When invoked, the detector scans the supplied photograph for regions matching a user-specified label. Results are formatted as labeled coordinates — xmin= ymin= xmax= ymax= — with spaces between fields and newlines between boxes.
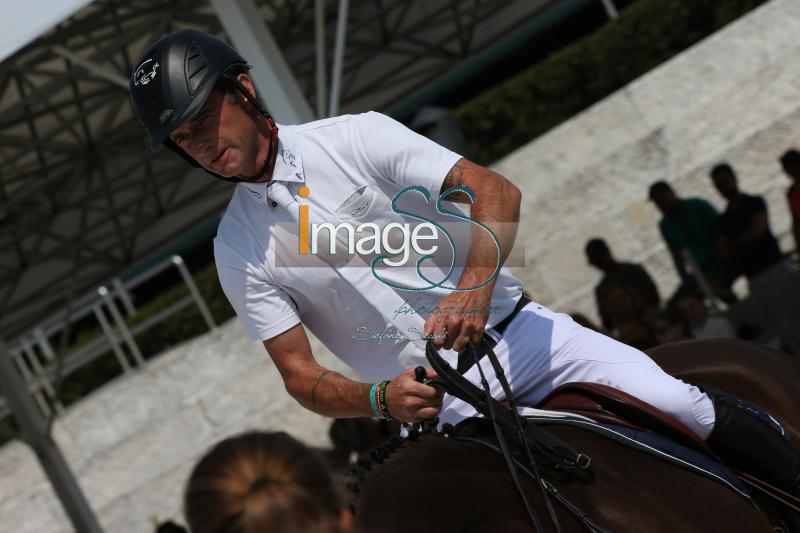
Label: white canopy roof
xmin=0 ymin=0 xmax=94 ymax=63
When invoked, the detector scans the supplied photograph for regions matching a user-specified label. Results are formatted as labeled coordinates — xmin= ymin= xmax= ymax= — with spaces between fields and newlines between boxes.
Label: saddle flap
xmin=539 ymin=382 xmax=713 ymax=456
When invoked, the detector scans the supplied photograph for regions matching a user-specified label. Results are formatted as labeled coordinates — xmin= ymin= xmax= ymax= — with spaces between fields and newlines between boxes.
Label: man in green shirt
xmin=649 ymin=181 xmax=737 ymax=302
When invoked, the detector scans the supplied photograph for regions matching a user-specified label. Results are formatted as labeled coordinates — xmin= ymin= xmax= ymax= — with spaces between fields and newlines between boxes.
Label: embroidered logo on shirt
xmin=281 ymin=148 xmax=296 ymax=168
xmin=350 ymin=200 xmax=369 ymax=217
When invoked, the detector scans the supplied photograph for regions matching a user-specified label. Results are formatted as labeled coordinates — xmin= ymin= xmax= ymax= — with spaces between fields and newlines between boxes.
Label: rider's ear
xmin=235 ymin=73 xmax=257 ymax=102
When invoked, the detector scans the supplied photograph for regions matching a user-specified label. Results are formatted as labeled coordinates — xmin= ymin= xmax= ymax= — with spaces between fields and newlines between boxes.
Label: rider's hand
xmin=423 ymin=288 xmax=492 ymax=352
xmin=384 ymin=366 xmax=444 ymax=423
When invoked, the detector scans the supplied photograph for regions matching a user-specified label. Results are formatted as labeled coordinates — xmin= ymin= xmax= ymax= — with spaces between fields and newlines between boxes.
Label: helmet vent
xmin=185 ymin=43 xmax=211 ymax=95
xmin=189 ymin=64 xmax=208 ymax=80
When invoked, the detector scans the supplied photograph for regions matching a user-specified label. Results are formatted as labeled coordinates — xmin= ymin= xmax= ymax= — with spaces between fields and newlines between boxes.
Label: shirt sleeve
xmin=659 ymin=219 xmax=684 ymax=252
xmin=699 ymin=199 xmax=719 ymax=222
xmin=214 ymin=241 xmax=301 ymax=342
xmin=352 ymin=111 xmax=463 ymax=196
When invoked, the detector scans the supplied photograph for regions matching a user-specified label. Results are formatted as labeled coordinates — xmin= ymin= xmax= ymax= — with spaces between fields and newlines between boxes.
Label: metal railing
xmin=0 ymin=255 xmax=216 ymax=421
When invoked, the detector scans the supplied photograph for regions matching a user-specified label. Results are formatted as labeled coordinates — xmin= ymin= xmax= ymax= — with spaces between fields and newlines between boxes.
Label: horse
xmin=647 ymin=338 xmax=800 ymax=442
xmin=349 ymin=339 xmax=800 ymax=532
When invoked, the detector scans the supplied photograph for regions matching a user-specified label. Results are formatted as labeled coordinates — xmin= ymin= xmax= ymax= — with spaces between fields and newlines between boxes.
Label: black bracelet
xmin=377 ymin=380 xmax=393 ymax=420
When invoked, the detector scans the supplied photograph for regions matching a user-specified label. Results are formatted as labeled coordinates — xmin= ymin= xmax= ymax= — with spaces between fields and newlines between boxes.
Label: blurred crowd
xmin=153 ymin=420 xmax=398 ymax=533
xmin=577 ymin=151 xmax=800 ymax=353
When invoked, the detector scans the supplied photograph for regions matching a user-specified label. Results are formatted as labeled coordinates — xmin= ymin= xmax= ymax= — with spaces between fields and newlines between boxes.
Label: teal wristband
xmin=369 ymin=382 xmax=381 ymax=418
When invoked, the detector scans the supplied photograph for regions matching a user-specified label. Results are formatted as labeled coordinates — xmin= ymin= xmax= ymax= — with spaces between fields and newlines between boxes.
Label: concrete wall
xmin=2 ymin=0 xmax=799 ymax=530
xmin=496 ymin=0 xmax=800 ymax=321
xmin=0 ymin=322 xmax=354 ymax=532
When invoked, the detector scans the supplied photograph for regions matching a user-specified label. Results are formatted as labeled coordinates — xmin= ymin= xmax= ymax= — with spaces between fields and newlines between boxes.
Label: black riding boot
xmin=706 ymin=391 xmax=800 ymax=497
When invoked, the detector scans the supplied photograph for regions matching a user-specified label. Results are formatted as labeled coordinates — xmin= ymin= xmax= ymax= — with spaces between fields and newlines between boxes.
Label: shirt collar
xmin=240 ymin=124 xmax=304 ymax=205
xmin=271 ymin=124 xmax=304 ymax=183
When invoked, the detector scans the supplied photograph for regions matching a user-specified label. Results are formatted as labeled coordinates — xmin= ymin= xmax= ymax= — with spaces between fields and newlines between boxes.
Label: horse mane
xmin=346 ymin=424 xmax=446 ymax=495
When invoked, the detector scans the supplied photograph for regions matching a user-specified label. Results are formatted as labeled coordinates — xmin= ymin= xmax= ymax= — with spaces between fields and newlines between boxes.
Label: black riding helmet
xmin=129 ymin=29 xmax=278 ymax=182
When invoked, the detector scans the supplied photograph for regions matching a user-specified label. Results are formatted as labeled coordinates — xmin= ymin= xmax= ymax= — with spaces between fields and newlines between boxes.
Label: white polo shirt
xmin=214 ymin=112 xmax=522 ymax=380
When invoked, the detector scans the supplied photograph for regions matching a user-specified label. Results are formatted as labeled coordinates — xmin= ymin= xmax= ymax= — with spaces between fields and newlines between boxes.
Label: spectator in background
xmin=184 ymin=431 xmax=351 ymax=533
xmin=602 ymin=284 xmax=656 ymax=349
xmin=710 ymin=163 xmax=794 ymax=293
xmin=154 ymin=521 xmax=187 ymax=533
xmin=648 ymin=181 xmax=737 ymax=302
xmin=585 ymin=238 xmax=660 ymax=332
xmin=652 ymin=308 xmax=691 ymax=345
xmin=673 ymin=288 xmax=736 ymax=340
xmin=779 ymin=149 xmax=800 ymax=254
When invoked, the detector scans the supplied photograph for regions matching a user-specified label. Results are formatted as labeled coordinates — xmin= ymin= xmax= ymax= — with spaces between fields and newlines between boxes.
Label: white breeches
xmin=438 ymin=300 xmax=716 ymax=440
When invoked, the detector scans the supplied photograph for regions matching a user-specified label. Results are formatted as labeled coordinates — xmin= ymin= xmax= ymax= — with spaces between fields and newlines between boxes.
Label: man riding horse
xmin=130 ymin=30 xmax=800 ymax=499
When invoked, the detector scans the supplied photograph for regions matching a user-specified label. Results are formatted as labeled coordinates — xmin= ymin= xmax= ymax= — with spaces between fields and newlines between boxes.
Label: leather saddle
xmin=536 ymin=382 xmax=713 ymax=457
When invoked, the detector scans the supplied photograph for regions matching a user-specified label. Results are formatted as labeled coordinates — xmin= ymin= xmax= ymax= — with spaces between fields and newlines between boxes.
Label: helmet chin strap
xmin=235 ymin=114 xmax=279 ymax=183
xmin=227 ymin=76 xmax=280 ymax=183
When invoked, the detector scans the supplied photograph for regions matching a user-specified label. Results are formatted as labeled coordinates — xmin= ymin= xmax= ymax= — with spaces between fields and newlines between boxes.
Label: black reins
xmin=425 ymin=338 xmax=596 ymax=533
xmin=466 ymin=339 xmax=557 ymax=532
xmin=425 ymin=338 xmax=591 ymax=471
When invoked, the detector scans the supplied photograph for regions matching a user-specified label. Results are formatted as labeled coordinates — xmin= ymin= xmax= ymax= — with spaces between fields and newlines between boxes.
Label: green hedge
xmin=456 ymin=0 xmax=769 ymax=164
xmin=128 ymin=261 xmax=235 ymax=356
xmin=52 ymin=261 xmax=235 ymax=406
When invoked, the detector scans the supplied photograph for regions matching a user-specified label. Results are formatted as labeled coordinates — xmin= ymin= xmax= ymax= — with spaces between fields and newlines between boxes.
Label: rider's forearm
xmin=283 ymin=362 xmax=374 ymax=418
xmin=458 ymin=174 xmax=521 ymax=292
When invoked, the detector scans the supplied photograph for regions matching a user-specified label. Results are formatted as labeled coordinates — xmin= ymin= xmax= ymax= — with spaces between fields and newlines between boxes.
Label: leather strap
xmin=426 ymin=339 xmax=590 ymax=472
xmin=456 ymin=294 xmax=531 ymax=374
xmin=427 ymin=338 xmax=593 ymax=532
